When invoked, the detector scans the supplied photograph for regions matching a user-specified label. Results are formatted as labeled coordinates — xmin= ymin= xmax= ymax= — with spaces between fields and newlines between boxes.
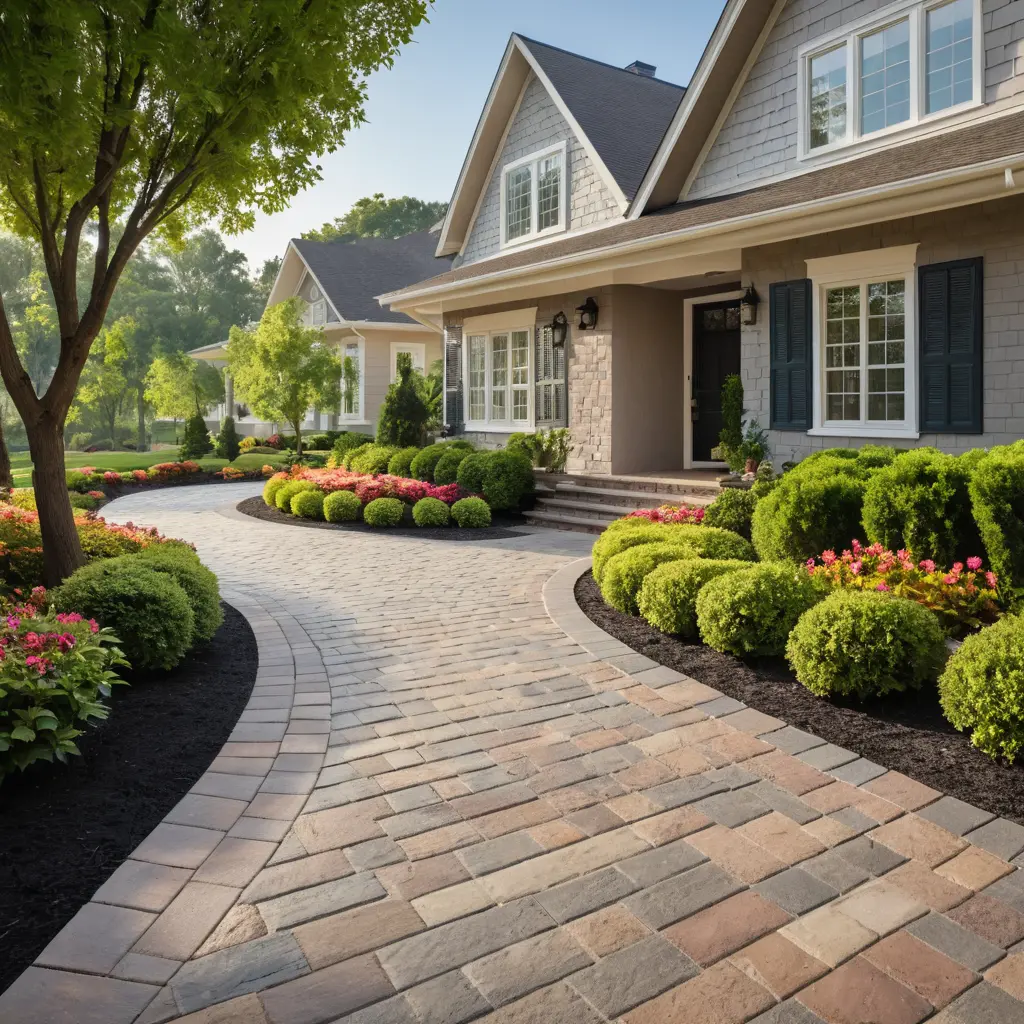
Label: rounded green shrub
xmin=54 ymin=557 xmax=195 ymax=671
xmin=263 ymin=475 xmax=289 ymax=506
xmin=387 ymin=447 xmax=420 ymax=477
xmin=341 ymin=442 xmax=374 ymax=470
xmin=329 ymin=432 xmax=374 ymax=468
xmin=600 ymin=543 xmax=697 ymax=615
xmin=291 ymin=488 xmax=326 ymax=520
xmin=324 ymin=490 xmax=362 ymax=523
xmin=136 ymin=546 xmax=223 ymax=644
xmin=363 ymin=497 xmax=405 ymax=527
xmin=66 ymin=470 xmax=90 ymax=492
xmin=862 ymin=448 xmax=979 ymax=565
xmin=855 ymin=444 xmax=899 ymax=469
xmin=451 ymin=496 xmax=491 ymax=528
xmin=703 ymin=489 xmax=758 ymax=540
xmin=481 ymin=450 xmax=534 ymax=510
xmin=940 ymin=615 xmax=1024 ymax=762
xmin=696 ymin=562 xmax=827 ymax=657
xmin=68 ymin=491 xmax=101 ymax=511
xmin=434 ymin=447 xmax=472 ymax=486
xmin=410 ymin=441 xmax=472 ymax=482
xmin=456 ymin=452 xmax=490 ymax=494
xmin=349 ymin=444 xmax=400 ymax=475
xmin=638 ymin=558 xmax=753 ymax=636
xmin=969 ymin=444 xmax=1024 ymax=594
xmin=787 ymin=590 xmax=946 ymax=700
xmin=412 ymin=497 xmax=451 ymax=527
xmin=275 ymin=479 xmax=318 ymax=511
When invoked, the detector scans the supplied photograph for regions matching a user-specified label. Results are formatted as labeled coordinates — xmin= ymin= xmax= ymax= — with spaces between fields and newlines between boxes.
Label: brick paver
xmin=3 ymin=481 xmax=1024 ymax=1023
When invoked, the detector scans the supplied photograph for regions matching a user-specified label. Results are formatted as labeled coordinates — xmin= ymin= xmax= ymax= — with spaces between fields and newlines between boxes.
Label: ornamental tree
xmin=227 ymin=298 xmax=341 ymax=456
xmin=0 ymin=0 xmax=429 ymax=584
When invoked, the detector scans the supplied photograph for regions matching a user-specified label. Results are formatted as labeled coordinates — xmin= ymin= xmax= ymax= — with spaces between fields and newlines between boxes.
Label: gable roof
xmin=288 ymin=232 xmax=450 ymax=325
xmin=435 ymin=33 xmax=685 ymax=257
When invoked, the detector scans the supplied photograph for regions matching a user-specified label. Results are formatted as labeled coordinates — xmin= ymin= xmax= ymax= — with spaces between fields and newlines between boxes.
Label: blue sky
xmin=231 ymin=0 xmax=726 ymax=269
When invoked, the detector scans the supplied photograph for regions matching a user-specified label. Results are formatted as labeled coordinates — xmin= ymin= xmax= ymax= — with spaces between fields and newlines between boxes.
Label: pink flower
xmin=57 ymin=633 xmax=76 ymax=653
xmin=897 ymin=549 xmax=910 ymax=562
xmin=852 ymin=539 xmax=862 ymax=555
xmin=88 ymin=619 xmax=99 ymax=633
xmin=875 ymin=582 xmax=890 ymax=591
xmin=918 ymin=559 xmax=936 ymax=573
xmin=850 ymin=561 xmax=862 ymax=576
xmin=967 ymin=557 xmax=983 ymax=571
xmin=821 ymin=550 xmax=837 ymax=566
xmin=805 ymin=558 xmax=816 ymax=570
xmin=25 ymin=655 xmax=49 ymax=674
xmin=986 ymin=572 xmax=998 ymax=589
xmin=951 ymin=562 xmax=964 ymax=575
xmin=22 ymin=632 xmax=44 ymax=652
xmin=6 ymin=615 xmax=20 ymax=630
xmin=943 ymin=574 xmax=957 ymax=585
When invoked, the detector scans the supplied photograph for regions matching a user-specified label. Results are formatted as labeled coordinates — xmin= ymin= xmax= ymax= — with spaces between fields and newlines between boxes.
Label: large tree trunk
xmin=29 ymin=418 xmax=85 ymax=586
xmin=0 ymin=420 xmax=12 ymax=490
xmin=293 ymin=420 xmax=303 ymax=458
xmin=136 ymin=385 xmax=147 ymax=451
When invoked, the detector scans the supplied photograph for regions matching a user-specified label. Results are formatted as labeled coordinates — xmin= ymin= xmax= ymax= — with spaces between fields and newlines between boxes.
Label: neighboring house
xmin=190 ymin=231 xmax=446 ymax=438
xmin=382 ymin=5 xmax=1024 ymax=478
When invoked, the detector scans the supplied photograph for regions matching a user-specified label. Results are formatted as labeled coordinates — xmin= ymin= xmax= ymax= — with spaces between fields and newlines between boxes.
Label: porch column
xmin=223 ymin=371 xmax=234 ymax=425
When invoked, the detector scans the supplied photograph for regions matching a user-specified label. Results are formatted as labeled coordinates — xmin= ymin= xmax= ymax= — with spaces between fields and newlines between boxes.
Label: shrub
xmin=457 ymin=452 xmax=490 ymax=494
xmin=239 ymin=435 xmax=261 ymax=452
xmin=855 ymin=444 xmax=898 ymax=469
xmin=411 ymin=441 xmax=471 ymax=482
xmin=638 ymin=559 xmax=753 ymax=637
xmin=434 ymin=446 xmax=472 ymax=486
xmin=66 ymin=470 xmax=91 ymax=492
xmin=215 ymin=416 xmax=241 ymax=461
xmin=179 ymin=412 xmax=213 ymax=460
xmin=451 ymin=496 xmax=491 ymax=528
xmin=54 ymin=557 xmax=196 ymax=671
xmin=341 ymin=442 xmax=373 ymax=470
xmin=940 ymin=615 xmax=1024 ymax=762
xmin=862 ymin=448 xmax=979 ymax=565
xmin=135 ymin=546 xmax=223 ymax=644
xmin=696 ymin=562 xmax=827 ymax=657
xmin=324 ymin=489 xmax=362 ymax=523
xmin=68 ymin=491 xmax=101 ymax=511
xmin=481 ymin=450 xmax=534 ymax=510
xmin=349 ymin=443 xmax=400 ymax=475
xmin=623 ymin=505 xmax=706 ymax=525
xmin=970 ymin=443 xmax=1024 ymax=596
xmin=413 ymin=497 xmax=451 ymax=527
xmin=328 ymin=432 xmax=374 ymax=469
xmin=388 ymin=447 xmax=420 ymax=478
xmin=600 ymin=543 xmax=697 ymax=615
xmin=275 ymin=479 xmax=318 ymax=511
xmin=364 ymin=497 xmax=405 ymax=527
xmin=291 ymin=488 xmax=326 ymax=520
xmin=377 ymin=351 xmax=430 ymax=447
xmin=10 ymin=488 xmax=37 ymax=511
xmin=263 ymin=474 xmax=290 ymax=507
xmin=703 ymin=488 xmax=757 ymax=540
xmin=305 ymin=433 xmax=332 ymax=451
xmin=506 ymin=432 xmax=542 ymax=464
xmin=718 ymin=373 xmax=745 ymax=471
xmin=67 ymin=432 xmax=93 ymax=451
xmin=787 ymin=590 xmax=946 ymax=700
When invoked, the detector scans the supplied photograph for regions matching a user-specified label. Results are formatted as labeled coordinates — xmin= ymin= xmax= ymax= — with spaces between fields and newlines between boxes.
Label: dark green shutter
xmin=918 ymin=257 xmax=983 ymax=433
xmin=769 ymin=279 xmax=813 ymax=430
xmin=444 ymin=325 xmax=463 ymax=430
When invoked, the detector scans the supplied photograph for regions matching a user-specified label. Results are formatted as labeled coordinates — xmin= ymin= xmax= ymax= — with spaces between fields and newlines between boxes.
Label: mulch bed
xmin=575 ymin=571 xmax=1024 ymax=825
xmin=237 ymin=494 xmax=529 ymax=541
xmin=0 ymin=603 xmax=258 ymax=994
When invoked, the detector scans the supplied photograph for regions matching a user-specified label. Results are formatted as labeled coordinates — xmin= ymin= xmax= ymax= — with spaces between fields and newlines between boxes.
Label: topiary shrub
xmin=275 ymin=479 xmax=318 ymax=511
xmin=349 ymin=444 xmax=400 ymax=475
xmin=600 ymin=543 xmax=697 ymax=615
xmin=341 ymin=442 xmax=374 ymax=471
xmin=329 ymin=432 xmax=374 ymax=469
xmin=263 ymin=475 xmax=289 ymax=507
xmin=703 ymin=488 xmax=758 ymax=540
xmin=291 ymin=488 xmax=326 ymax=520
xmin=376 ymin=351 xmax=430 ymax=447
xmin=638 ymin=558 xmax=753 ymax=637
xmin=324 ymin=489 xmax=362 ymax=523
xmin=787 ymin=590 xmax=946 ymax=700
xmin=53 ymin=557 xmax=195 ymax=671
xmin=481 ymin=450 xmax=534 ymax=510
xmin=940 ymin=615 xmax=1024 ymax=762
xmin=412 ymin=497 xmax=451 ymax=527
xmin=434 ymin=446 xmax=472 ymax=486
xmin=215 ymin=416 xmax=241 ymax=461
xmin=457 ymin=452 xmax=490 ymax=495
xmin=696 ymin=562 xmax=827 ymax=657
xmin=388 ymin=446 xmax=420 ymax=478
xmin=135 ymin=546 xmax=223 ymax=644
xmin=410 ymin=441 xmax=472 ymax=482
xmin=179 ymin=412 xmax=213 ymax=460
xmin=970 ymin=443 xmax=1024 ymax=596
xmin=363 ymin=497 xmax=404 ymax=527
xmin=862 ymin=448 xmax=979 ymax=565
xmin=451 ymin=496 xmax=491 ymax=528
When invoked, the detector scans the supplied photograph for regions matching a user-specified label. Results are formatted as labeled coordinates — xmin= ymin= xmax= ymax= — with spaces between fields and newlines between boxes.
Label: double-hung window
xmin=800 ymin=0 xmax=980 ymax=158
xmin=500 ymin=143 xmax=566 ymax=247
xmin=340 ymin=340 xmax=363 ymax=421
xmin=465 ymin=329 xmax=532 ymax=427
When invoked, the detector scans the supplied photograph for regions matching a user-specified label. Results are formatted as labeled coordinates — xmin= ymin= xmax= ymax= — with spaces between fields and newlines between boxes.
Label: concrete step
xmin=524 ymin=509 xmax=609 ymax=534
xmin=563 ymin=473 xmax=721 ymax=498
xmin=553 ymin=482 xmax=715 ymax=508
xmin=536 ymin=497 xmax=655 ymax=521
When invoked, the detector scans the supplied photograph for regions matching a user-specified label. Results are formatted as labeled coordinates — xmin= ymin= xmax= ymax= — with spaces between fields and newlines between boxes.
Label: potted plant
xmin=740 ymin=421 xmax=769 ymax=475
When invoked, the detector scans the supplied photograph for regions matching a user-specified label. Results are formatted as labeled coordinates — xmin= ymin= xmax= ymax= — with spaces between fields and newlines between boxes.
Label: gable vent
xmin=625 ymin=60 xmax=656 ymax=77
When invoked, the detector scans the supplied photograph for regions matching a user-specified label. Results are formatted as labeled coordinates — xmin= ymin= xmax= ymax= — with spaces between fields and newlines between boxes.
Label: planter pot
xmin=745 ymin=458 xmax=760 ymax=474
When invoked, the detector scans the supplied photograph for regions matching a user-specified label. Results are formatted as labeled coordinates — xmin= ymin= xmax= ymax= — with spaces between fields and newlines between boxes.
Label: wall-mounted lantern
xmin=575 ymin=296 xmax=599 ymax=330
xmin=740 ymin=285 xmax=760 ymax=326
xmin=550 ymin=311 xmax=568 ymax=347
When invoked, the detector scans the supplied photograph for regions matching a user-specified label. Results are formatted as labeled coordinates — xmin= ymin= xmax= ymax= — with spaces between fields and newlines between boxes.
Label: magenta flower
xmin=919 ymin=560 xmax=936 ymax=573
xmin=850 ymin=561 xmax=862 ymax=576
xmin=966 ymin=557 xmax=983 ymax=571
xmin=821 ymin=550 xmax=837 ymax=566
xmin=875 ymin=582 xmax=890 ymax=591
xmin=986 ymin=571 xmax=998 ymax=589
xmin=25 ymin=655 xmax=49 ymax=674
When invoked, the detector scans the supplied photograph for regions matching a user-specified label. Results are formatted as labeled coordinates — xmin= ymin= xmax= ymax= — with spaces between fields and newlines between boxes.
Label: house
xmin=382 ymin=4 xmax=1024 ymax=485
xmin=190 ymin=231 xmax=446 ymax=438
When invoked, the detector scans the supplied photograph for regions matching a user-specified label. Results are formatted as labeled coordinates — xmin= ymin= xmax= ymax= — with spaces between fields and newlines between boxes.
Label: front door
xmin=692 ymin=300 xmax=741 ymax=462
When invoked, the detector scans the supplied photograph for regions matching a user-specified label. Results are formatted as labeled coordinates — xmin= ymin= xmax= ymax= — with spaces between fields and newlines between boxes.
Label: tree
xmin=216 ymin=416 xmax=241 ymax=461
xmin=377 ymin=350 xmax=430 ymax=446
xmin=228 ymin=299 xmax=340 ymax=457
xmin=254 ymin=257 xmax=283 ymax=306
xmin=180 ymin=411 xmax=213 ymax=461
xmin=302 ymin=194 xmax=447 ymax=242
xmin=145 ymin=353 xmax=223 ymax=440
xmin=73 ymin=317 xmax=133 ymax=445
xmin=0 ymin=0 xmax=430 ymax=584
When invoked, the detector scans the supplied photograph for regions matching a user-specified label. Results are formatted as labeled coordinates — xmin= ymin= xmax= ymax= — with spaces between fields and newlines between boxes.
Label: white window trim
xmin=796 ymin=0 xmax=983 ymax=163
xmin=807 ymin=244 xmax=921 ymax=439
xmin=499 ymin=141 xmax=568 ymax=249
xmin=463 ymin=327 xmax=534 ymax=431
xmin=339 ymin=336 xmax=366 ymax=424
xmin=389 ymin=342 xmax=426 ymax=382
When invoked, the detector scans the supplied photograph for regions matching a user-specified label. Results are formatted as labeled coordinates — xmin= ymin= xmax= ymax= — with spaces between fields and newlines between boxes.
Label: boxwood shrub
xmin=412 ymin=497 xmax=451 ymax=527
xmin=600 ymin=542 xmax=697 ymax=615
xmin=410 ymin=441 xmax=473 ymax=482
xmin=329 ymin=432 xmax=374 ymax=468
xmin=363 ymin=497 xmax=405 ymax=527
xmin=349 ymin=444 xmax=400 ymax=475
xmin=703 ymin=488 xmax=757 ymax=540
xmin=135 ymin=546 xmax=223 ymax=644
xmin=456 ymin=452 xmax=490 ymax=494
xmin=787 ymin=590 xmax=946 ymax=700
xmin=275 ymin=479 xmax=318 ymax=511
xmin=451 ymin=496 xmax=491 ymax=528
xmin=434 ymin=447 xmax=472 ymax=485
xmin=263 ymin=475 xmax=289 ymax=507
xmin=940 ymin=615 xmax=1024 ymax=762
xmin=696 ymin=562 xmax=827 ymax=657
xmin=481 ymin=450 xmax=534 ymax=510
xmin=969 ymin=442 xmax=1024 ymax=594
xmin=291 ymin=489 xmax=326 ymax=520
xmin=324 ymin=490 xmax=362 ymax=523
xmin=341 ymin=442 xmax=374 ymax=470
xmin=638 ymin=558 xmax=752 ymax=637
xmin=388 ymin=446 xmax=420 ymax=478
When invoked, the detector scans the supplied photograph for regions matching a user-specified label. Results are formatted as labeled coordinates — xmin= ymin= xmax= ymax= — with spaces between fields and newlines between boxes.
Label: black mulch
xmin=575 ymin=570 xmax=1024 ymax=825
xmin=0 ymin=603 xmax=258 ymax=995
xmin=237 ymin=494 xmax=529 ymax=541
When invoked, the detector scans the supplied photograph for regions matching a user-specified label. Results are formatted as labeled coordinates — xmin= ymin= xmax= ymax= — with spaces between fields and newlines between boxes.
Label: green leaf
xmin=10 ymin=726 xmax=36 ymax=742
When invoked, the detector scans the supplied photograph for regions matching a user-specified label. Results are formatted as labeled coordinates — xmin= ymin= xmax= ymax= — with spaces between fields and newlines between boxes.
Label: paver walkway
xmin=4 ymin=482 xmax=1024 ymax=1024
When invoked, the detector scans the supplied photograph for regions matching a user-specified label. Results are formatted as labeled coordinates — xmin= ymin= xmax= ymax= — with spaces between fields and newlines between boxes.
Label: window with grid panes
xmin=467 ymin=335 xmax=486 ymax=421
xmin=501 ymin=144 xmax=565 ymax=246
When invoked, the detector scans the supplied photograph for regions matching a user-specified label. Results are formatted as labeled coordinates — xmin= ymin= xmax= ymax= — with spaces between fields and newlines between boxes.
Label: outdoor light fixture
xmin=576 ymin=296 xmax=599 ymax=330
xmin=550 ymin=311 xmax=568 ymax=347
xmin=740 ymin=285 xmax=760 ymax=326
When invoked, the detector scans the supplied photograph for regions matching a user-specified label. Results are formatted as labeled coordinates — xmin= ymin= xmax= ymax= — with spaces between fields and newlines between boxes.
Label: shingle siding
xmin=458 ymin=75 xmax=621 ymax=267
xmin=688 ymin=0 xmax=1024 ymax=201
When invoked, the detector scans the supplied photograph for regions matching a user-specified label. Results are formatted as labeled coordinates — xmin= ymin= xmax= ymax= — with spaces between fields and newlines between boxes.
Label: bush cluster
xmin=451 ymin=496 xmax=491 ymax=528
xmin=388 ymin=447 xmax=420 ymax=478
xmin=412 ymin=497 xmax=451 ymax=527
xmin=410 ymin=441 xmax=473 ymax=482
xmin=291 ymin=489 xmax=326 ymax=520
xmin=600 ymin=542 xmax=696 ymax=615
xmin=324 ymin=489 xmax=362 ymax=523
xmin=363 ymin=497 xmax=405 ymax=527
xmin=969 ymin=442 xmax=1024 ymax=595
xmin=348 ymin=444 xmax=401 ymax=475
xmin=638 ymin=558 xmax=752 ymax=637
xmin=328 ymin=432 xmax=374 ymax=468
xmin=275 ymin=479 xmax=319 ymax=511
xmin=703 ymin=488 xmax=757 ymax=540
xmin=433 ymin=446 xmax=471 ymax=485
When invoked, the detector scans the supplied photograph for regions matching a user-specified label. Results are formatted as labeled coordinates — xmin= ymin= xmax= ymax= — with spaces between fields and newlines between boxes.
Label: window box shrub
xmin=638 ymin=558 xmax=752 ymax=637
xmin=600 ymin=542 xmax=697 ymax=615
xmin=787 ymin=590 xmax=946 ymax=700
xmin=703 ymin=489 xmax=757 ymax=539
xmin=388 ymin=447 xmax=421 ymax=478
xmin=291 ymin=488 xmax=326 ymax=520
xmin=324 ymin=490 xmax=362 ymax=523
xmin=412 ymin=497 xmax=451 ymax=527
xmin=363 ymin=497 xmax=404 ymax=527
xmin=451 ymin=497 xmax=491 ymax=528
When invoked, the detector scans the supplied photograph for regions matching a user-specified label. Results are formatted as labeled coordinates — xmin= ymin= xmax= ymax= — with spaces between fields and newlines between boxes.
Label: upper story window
xmin=800 ymin=0 xmax=980 ymax=160
xmin=500 ymin=142 xmax=566 ymax=247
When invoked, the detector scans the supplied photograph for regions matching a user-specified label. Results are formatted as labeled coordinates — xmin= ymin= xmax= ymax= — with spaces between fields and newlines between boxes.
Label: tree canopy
xmin=145 ymin=353 xmax=223 ymax=423
xmin=302 ymin=194 xmax=447 ymax=242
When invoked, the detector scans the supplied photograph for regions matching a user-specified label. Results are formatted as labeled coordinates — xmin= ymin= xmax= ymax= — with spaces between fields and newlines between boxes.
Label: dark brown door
xmin=692 ymin=300 xmax=741 ymax=462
